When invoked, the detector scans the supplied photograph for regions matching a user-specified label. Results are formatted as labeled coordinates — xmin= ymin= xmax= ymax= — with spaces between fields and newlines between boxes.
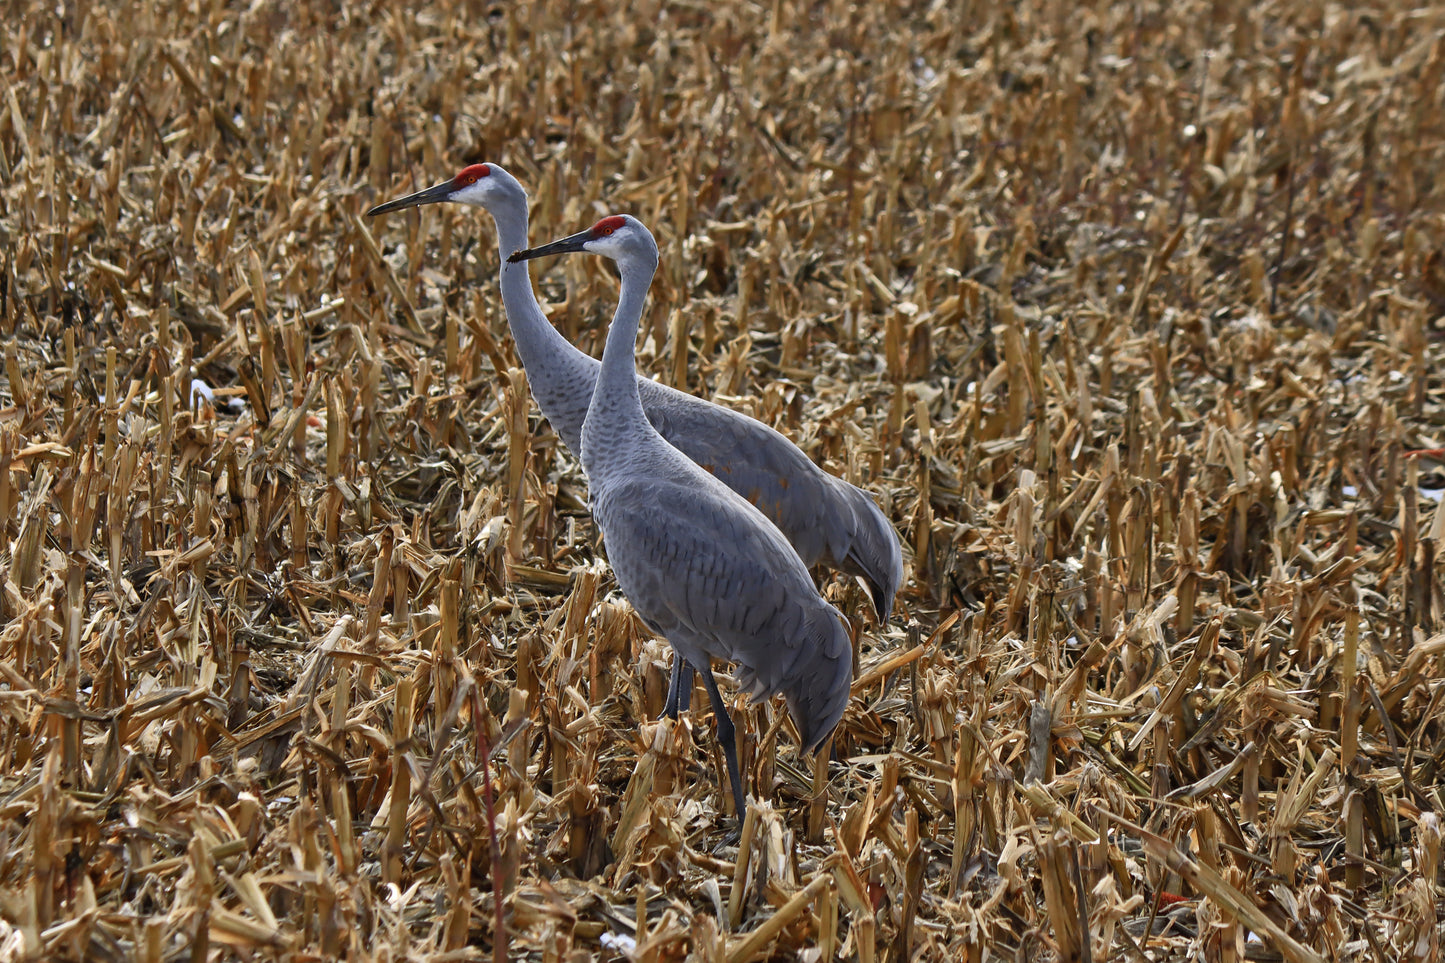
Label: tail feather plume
xmin=837 ymin=481 xmax=903 ymax=623
xmin=781 ymin=608 xmax=852 ymax=754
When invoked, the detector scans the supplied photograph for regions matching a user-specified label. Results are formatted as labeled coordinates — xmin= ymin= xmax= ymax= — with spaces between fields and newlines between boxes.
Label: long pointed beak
xmin=366 ymin=179 xmax=456 ymax=217
xmin=507 ymin=228 xmax=593 ymax=263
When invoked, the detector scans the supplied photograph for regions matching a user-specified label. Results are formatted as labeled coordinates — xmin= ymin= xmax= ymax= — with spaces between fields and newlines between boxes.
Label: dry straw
xmin=2 ymin=0 xmax=1445 ymax=959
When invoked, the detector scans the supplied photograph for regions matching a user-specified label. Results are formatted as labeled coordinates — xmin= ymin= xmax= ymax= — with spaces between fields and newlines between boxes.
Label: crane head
xmin=507 ymin=214 xmax=657 ymax=271
xmin=366 ymin=163 xmax=520 ymax=216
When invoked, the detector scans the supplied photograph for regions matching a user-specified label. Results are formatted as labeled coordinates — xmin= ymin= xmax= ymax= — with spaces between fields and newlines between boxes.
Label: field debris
xmin=2 ymin=0 xmax=1444 ymax=959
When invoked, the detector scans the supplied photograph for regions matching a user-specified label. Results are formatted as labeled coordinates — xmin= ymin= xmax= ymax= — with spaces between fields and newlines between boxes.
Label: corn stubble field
xmin=3 ymin=0 xmax=1445 ymax=959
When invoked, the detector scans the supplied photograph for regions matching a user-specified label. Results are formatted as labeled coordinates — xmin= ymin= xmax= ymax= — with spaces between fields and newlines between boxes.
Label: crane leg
xmin=662 ymin=658 xmax=695 ymax=719
xmin=697 ymin=664 xmax=746 ymax=821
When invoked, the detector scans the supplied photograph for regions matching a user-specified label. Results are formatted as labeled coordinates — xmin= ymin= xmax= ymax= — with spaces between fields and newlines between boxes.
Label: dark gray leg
xmin=662 ymin=658 xmax=695 ymax=720
xmin=697 ymin=663 xmax=746 ymax=820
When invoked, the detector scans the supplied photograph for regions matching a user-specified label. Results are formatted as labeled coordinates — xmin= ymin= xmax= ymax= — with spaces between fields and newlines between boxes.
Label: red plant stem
xmin=473 ymin=687 xmax=507 ymax=963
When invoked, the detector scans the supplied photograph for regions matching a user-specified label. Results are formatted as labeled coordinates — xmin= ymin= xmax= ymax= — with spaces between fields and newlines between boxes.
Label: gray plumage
xmin=365 ymin=163 xmax=903 ymax=626
xmin=510 ymin=214 xmax=852 ymax=814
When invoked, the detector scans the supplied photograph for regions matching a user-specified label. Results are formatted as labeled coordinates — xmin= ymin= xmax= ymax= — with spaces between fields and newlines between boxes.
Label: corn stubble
xmin=2 ymin=0 xmax=1444 ymax=959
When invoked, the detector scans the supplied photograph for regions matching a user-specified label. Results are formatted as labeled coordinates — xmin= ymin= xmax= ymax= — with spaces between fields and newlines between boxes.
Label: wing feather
xmin=639 ymin=380 xmax=902 ymax=618
xmin=597 ymin=477 xmax=805 ymax=662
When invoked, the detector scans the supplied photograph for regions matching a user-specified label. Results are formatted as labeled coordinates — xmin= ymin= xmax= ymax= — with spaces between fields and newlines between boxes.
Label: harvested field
xmin=3 ymin=0 xmax=1445 ymax=959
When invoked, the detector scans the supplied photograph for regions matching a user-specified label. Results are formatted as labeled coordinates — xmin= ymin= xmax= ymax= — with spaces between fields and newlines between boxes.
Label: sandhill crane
xmin=509 ymin=214 xmax=852 ymax=817
xmin=366 ymin=165 xmax=901 ymax=714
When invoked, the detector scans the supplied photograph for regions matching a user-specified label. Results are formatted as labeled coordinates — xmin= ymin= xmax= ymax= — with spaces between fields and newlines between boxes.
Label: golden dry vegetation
xmin=3 ymin=0 xmax=1445 ymax=959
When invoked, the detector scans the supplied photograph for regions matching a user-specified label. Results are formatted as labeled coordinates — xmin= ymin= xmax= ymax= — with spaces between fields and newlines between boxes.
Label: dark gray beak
xmin=507 ymin=228 xmax=593 ymax=263
xmin=366 ymin=179 xmax=456 ymax=217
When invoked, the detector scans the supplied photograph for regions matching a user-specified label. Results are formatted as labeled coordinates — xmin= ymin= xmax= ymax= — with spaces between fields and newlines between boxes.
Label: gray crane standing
xmin=366 ymin=166 xmax=902 ymax=718
xmin=509 ymin=214 xmax=852 ymax=816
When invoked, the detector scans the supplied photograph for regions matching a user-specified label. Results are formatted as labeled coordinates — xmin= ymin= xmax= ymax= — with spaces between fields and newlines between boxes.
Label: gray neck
xmin=584 ymin=258 xmax=658 ymax=468
xmin=490 ymin=201 xmax=595 ymax=452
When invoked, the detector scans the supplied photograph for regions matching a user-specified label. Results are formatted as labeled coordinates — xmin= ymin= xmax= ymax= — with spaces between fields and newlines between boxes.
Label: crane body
xmin=510 ymin=215 xmax=853 ymax=816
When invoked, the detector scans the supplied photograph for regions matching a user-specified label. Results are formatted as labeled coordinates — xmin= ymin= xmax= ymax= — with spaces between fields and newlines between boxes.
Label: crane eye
xmin=593 ymin=215 xmax=627 ymax=236
xmin=465 ymin=175 xmax=476 ymax=184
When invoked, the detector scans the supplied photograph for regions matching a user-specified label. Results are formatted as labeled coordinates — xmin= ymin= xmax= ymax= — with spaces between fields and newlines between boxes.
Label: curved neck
xmin=488 ymin=199 xmax=595 ymax=452
xmin=586 ymin=257 xmax=658 ymax=458
xmin=491 ymin=201 xmax=574 ymax=361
